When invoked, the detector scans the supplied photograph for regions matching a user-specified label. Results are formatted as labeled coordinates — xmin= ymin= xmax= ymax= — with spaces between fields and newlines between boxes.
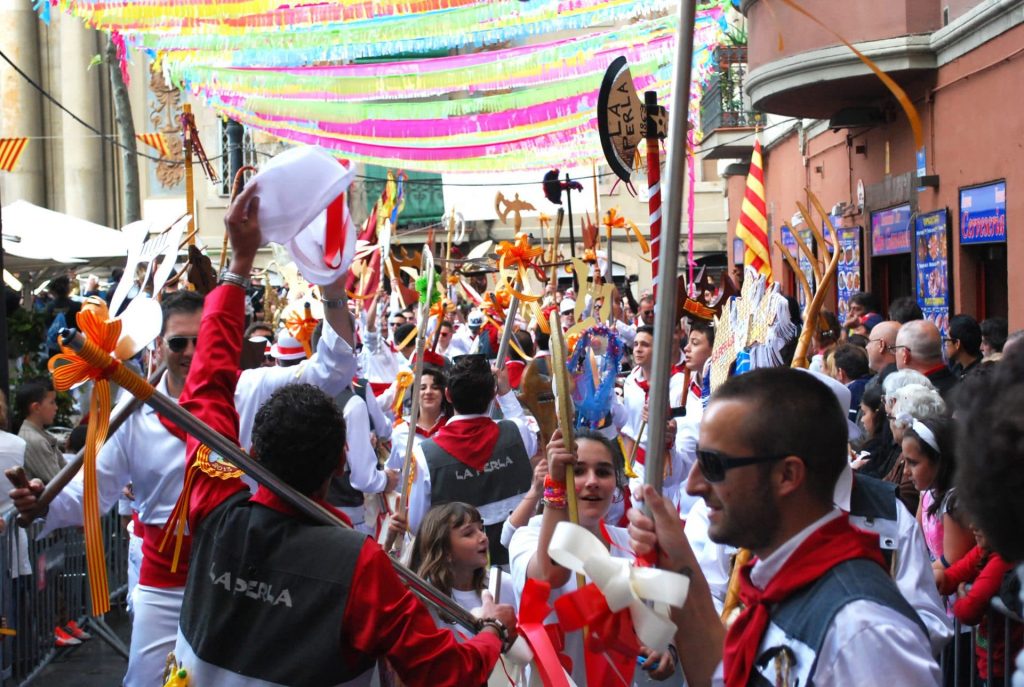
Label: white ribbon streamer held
xmin=548 ymin=521 xmax=689 ymax=652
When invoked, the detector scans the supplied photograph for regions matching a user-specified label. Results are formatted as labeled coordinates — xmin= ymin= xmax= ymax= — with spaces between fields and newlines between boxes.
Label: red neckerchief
xmin=723 ymin=513 xmax=885 ymax=686
xmin=922 ymin=363 xmax=949 ymax=378
xmin=690 ymin=378 xmax=702 ymax=399
xmin=249 ymin=485 xmax=353 ymax=528
xmin=635 ymin=376 xmax=650 ymax=398
xmin=414 ymin=415 xmax=448 ymax=438
xmin=431 ymin=417 xmax=500 ymax=470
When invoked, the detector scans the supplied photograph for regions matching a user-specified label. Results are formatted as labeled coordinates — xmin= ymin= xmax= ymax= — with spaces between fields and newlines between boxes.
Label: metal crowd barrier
xmin=941 ymin=600 xmax=1023 ymax=686
xmin=0 ymin=507 xmax=131 ymax=686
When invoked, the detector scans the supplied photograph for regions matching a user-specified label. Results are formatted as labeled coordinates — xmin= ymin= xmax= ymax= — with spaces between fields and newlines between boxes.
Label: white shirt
xmin=43 ymin=323 xmax=356 ymax=534
xmin=707 ymin=509 xmax=941 ymax=686
xmin=0 ymin=431 xmax=27 ymax=516
xmin=405 ymin=392 xmax=537 ymax=535
xmin=359 ymin=329 xmax=402 ymax=387
xmin=339 ymin=392 xmax=384 ymax=494
xmin=509 ymin=516 xmax=634 ymax=687
xmin=446 ymin=324 xmax=477 ymax=358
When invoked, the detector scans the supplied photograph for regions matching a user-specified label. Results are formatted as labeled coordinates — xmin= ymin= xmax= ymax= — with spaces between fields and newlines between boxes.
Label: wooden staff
xmin=44 ymin=328 xmax=481 ymax=632
xmin=183 ymin=104 xmax=196 ymax=246
xmin=6 ymin=367 xmax=165 ymax=527
xmin=547 ymin=311 xmax=584 ymax=591
xmin=219 ymin=166 xmax=257 ymax=273
xmin=384 ymin=249 xmax=436 ymax=555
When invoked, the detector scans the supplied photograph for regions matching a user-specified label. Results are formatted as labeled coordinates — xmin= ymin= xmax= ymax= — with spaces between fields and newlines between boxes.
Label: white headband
xmin=911 ymin=419 xmax=940 ymax=454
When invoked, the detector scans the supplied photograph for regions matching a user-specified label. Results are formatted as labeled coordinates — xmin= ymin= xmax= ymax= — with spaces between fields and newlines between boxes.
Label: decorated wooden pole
xmin=182 ymin=104 xmax=196 ymax=245
xmin=547 ymin=311 xmax=585 ymax=591
xmin=386 ymin=248 xmax=436 ymax=556
xmin=50 ymin=326 xmax=481 ymax=632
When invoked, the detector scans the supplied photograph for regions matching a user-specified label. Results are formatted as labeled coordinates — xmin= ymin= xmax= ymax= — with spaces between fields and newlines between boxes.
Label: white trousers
xmin=125 ymin=530 xmax=143 ymax=617
xmin=124 ymin=585 xmax=184 ymax=687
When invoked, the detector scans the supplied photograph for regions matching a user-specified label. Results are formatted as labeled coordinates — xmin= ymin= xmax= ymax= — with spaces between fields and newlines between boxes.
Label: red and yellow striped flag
xmin=734 ymin=138 xmax=772 ymax=281
xmin=0 ymin=138 xmax=29 ymax=172
xmin=136 ymin=132 xmax=170 ymax=158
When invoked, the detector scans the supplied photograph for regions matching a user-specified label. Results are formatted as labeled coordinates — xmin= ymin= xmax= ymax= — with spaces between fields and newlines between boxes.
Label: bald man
xmin=866 ymin=320 xmax=900 ymax=379
xmin=893 ymin=319 xmax=957 ymax=398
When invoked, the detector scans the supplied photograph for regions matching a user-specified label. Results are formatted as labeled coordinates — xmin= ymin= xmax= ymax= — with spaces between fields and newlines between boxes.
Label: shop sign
xmin=959 ymin=181 xmax=1006 ymax=244
xmin=914 ymin=210 xmax=951 ymax=336
xmin=871 ymin=204 xmax=912 ymax=256
xmin=836 ymin=226 xmax=863 ymax=324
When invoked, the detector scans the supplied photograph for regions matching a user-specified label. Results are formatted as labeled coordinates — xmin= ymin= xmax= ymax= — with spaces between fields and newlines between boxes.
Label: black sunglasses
xmin=696 ymin=448 xmax=787 ymax=483
xmin=165 ymin=335 xmax=198 ymax=353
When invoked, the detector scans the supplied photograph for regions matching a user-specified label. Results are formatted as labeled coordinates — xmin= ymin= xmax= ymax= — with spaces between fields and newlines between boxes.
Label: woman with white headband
xmin=901 ymin=414 xmax=974 ymax=685
xmin=901 ymin=414 xmax=974 ymax=568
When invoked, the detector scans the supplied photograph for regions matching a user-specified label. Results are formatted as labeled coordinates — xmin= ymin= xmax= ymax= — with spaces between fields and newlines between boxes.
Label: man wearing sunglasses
xmin=628 ymin=368 xmax=939 ymax=686
xmin=11 ymin=190 xmax=360 ymax=687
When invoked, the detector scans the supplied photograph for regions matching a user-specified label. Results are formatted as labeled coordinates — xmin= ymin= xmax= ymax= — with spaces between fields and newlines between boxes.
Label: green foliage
xmin=7 ymin=308 xmax=76 ymax=428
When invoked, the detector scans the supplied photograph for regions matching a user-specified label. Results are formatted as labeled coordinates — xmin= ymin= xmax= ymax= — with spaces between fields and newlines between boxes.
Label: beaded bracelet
xmin=543 ymin=474 xmax=566 ymax=490
xmin=543 ymin=484 xmax=567 ymax=510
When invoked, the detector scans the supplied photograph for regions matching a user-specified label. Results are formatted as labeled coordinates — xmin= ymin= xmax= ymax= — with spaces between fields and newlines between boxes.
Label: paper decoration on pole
xmin=734 ymin=138 xmax=772 ymax=281
xmin=136 ymin=132 xmax=170 ymax=158
xmin=0 ymin=138 xmax=29 ymax=173
xmin=495 ymin=192 xmax=536 ymax=231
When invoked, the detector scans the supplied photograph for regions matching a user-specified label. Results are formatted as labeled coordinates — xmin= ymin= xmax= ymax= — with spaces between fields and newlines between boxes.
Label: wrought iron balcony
xmin=700 ymin=45 xmax=763 ymax=137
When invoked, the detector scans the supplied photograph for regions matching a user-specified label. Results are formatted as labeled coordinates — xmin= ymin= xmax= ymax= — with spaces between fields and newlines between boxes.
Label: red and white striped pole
xmin=645 ymin=91 xmax=662 ymax=298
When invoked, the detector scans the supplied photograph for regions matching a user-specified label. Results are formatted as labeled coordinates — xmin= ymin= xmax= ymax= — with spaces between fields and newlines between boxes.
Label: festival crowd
xmin=3 ymin=178 xmax=1022 ymax=687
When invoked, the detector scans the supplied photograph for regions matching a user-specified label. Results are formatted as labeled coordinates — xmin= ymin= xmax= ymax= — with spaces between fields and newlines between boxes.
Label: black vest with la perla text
xmin=179 ymin=491 xmax=374 ymax=686
xmin=747 ymin=557 xmax=927 ymax=686
xmin=421 ymin=420 xmax=531 ymax=566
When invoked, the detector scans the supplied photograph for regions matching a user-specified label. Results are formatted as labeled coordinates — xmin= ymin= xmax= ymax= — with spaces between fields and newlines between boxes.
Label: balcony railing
xmin=700 ymin=45 xmax=762 ymax=136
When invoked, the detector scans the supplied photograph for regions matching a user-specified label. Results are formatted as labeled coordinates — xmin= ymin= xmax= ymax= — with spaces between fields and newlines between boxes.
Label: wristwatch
xmin=479 ymin=617 xmax=513 ymax=652
xmin=318 ymin=294 xmax=347 ymax=309
xmin=218 ymin=269 xmax=251 ymax=290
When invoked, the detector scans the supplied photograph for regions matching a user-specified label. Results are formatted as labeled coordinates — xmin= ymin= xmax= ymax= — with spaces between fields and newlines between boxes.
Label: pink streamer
xmin=687 ymin=129 xmax=696 ymax=295
xmin=242 ymin=118 xmax=596 ymax=161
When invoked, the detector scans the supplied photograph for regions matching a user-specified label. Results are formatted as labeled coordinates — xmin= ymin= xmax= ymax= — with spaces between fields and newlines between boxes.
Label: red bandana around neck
xmin=415 ymin=415 xmax=448 ymax=438
xmin=635 ymin=377 xmax=650 ymax=397
xmin=722 ymin=513 xmax=885 ymax=687
xmin=431 ymin=417 xmax=500 ymax=470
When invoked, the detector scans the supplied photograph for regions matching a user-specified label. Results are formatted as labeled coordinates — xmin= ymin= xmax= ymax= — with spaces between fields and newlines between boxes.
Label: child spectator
xmin=935 ymin=525 xmax=1022 ymax=685
xmin=14 ymin=379 xmax=66 ymax=484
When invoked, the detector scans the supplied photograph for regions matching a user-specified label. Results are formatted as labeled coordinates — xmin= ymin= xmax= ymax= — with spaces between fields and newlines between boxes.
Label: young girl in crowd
xmin=411 ymin=502 xmax=490 ymax=619
xmin=902 ymin=414 xmax=975 ymax=686
xmin=901 ymin=415 xmax=973 ymax=568
xmin=934 ymin=524 xmax=1022 ymax=686
xmin=509 ymin=429 xmax=676 ymax=684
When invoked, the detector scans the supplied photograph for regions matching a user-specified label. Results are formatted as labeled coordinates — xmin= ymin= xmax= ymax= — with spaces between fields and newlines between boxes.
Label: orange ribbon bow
xmin=48 ymin=299 xmax=156 ymax=616
xmin=603 ymin=208 xmax=649 ymax=254
xmin=285 ymin=303 xmax=319 ymax=358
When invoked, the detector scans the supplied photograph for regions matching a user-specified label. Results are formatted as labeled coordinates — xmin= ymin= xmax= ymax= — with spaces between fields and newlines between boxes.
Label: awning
xmin=1 ymin=201 xmax=129 ymax=272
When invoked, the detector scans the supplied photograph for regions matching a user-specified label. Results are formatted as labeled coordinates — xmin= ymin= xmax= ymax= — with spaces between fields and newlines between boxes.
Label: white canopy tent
xmin=1 ymin=200 xmax=129 ymax=273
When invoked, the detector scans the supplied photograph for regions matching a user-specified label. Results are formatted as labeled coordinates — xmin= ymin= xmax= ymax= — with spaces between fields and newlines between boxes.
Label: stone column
xmin=58 ymin=13 xmax=106 ymax=223
xmin=0 ymin=0 xmax=46 ymax=205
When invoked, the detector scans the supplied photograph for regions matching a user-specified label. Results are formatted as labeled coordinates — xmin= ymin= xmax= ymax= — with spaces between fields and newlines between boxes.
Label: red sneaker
xmin=64 ymin=620 xmax=92 ymax=641
xmin=54 ymin=627 xmax=82 ymax=647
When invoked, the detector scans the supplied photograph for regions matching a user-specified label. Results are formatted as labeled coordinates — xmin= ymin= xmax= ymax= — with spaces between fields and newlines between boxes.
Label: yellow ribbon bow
xmin=392 ymin=370 xmax=415 ymax=418
xmin=48 ymin=298 xmax=156 ymax=616
xmin=603 ymin=208 xmax=649 ymax=254
xmin=285 ymin=303 xmax=319 ymax=358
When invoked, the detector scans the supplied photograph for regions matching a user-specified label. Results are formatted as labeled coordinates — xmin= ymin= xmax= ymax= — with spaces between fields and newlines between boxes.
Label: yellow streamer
xmin=771 ymin=0 xmax=923 ymax=150
xmin=392 ymin=370 xmax=415 ymax=417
